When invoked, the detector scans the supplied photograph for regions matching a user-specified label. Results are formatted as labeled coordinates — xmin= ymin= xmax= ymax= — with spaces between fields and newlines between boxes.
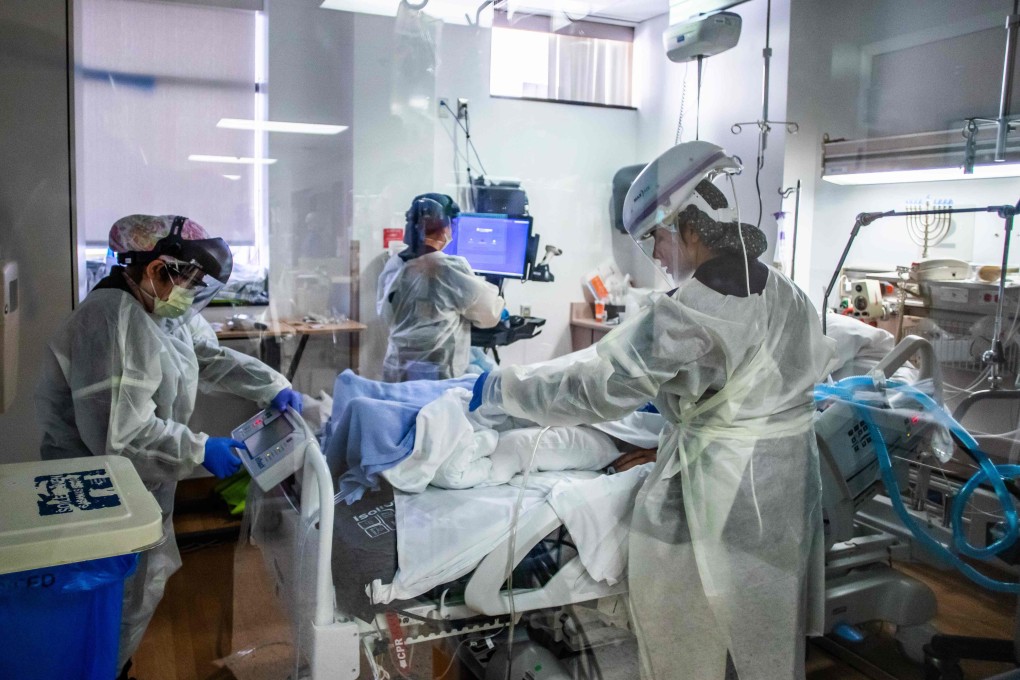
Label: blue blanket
xmin=323 ymin=370 xmax=477 ymax=504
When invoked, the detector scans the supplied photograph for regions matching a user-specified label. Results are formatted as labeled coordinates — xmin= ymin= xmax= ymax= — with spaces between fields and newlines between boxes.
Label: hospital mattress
xmin=330 ymin=482 xmax=398 ymax=620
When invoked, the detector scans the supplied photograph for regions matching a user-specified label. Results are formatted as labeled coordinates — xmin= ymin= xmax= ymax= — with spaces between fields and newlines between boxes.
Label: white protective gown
xmin=486 ymin=265 xmax=837 ymax=680
xmin=35 ymin=284 xmax=289 ymax=666
xmin=382 ymin=251 xmax=504 ymax=382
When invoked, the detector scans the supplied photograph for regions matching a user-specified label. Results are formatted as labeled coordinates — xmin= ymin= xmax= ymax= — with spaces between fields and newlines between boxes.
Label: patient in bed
xmin=323 ymin=315 xmax=919 ymax=618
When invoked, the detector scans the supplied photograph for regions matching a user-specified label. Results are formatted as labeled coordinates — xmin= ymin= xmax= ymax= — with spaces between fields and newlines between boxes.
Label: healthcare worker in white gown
xmin=35 ymin=215 xmax=302 ymax=677
xmin=471 ymin=142 xmax=838 ymax=680
xmin=379 ymin=193 xmax=505 ymax=382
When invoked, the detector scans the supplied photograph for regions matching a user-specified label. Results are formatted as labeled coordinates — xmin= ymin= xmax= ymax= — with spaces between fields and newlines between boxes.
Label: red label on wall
xmin=383 ymin=228 xmax=404 ymax=249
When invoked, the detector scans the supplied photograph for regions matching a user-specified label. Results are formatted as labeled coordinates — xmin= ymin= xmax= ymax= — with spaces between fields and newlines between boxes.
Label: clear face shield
xmin=623 ymin=142 xmax=745 ymax=289
xmin=119 ymin=225 xmax=234 ymax=322
xmin=404 ymin=196 xmax=453 ymax=256
xmin=159 ymin=257 xmax=228 ymax=317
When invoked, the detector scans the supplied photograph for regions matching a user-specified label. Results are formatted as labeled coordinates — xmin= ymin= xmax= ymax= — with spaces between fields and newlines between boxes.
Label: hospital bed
xmin=236 ymin=335 xmax=994 ymax=680
xmin=244 ymin=453 xmax=631 ymax=680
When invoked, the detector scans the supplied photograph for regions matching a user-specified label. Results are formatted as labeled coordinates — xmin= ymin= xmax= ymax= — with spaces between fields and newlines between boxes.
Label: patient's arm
xmin=610 ymin=448 xmax=657 ymax=472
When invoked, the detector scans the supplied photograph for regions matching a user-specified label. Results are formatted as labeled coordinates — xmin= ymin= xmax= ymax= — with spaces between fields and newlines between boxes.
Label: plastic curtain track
xmin=814 ymin=377 xmax=1020 ymax=593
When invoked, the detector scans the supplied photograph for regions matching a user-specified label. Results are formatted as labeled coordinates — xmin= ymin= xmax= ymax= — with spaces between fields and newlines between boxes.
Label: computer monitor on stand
xmin=446 ymin=213 xmax=535 ymax=291
xmin=447 ymin=213 xmax=546 ymax=359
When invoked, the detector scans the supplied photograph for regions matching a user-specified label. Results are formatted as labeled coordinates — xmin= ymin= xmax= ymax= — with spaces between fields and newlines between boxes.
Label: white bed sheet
xmin=371 ymin=468 xmax=649 ymax=604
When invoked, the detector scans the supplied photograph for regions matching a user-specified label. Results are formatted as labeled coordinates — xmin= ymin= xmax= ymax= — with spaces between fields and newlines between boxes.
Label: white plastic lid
xmin=0 ymin=455 xmax=164 ymax=575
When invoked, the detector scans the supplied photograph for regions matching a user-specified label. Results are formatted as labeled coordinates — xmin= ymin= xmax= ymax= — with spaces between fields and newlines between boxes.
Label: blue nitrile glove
xmin=203 ymin=438 xmax=244 ymax=479
xmin=500 ymin=308 xmax=510 ymax=321
xmin=270 ymin=387 xmax=303 ymax=414
xmin=469 ymin=371 xmax=490 ymax=412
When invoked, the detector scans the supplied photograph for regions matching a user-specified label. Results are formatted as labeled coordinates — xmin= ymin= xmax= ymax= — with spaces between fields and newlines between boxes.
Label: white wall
xmin=633 ymin=0 xmax=791 ymax=273
xmin=431 ymin=22 xmax=640 ymax=365
xmin=0 ymin=0 xmax=75 ymax=462
xmin=784 ymin=0 xmax=1018 ymax=306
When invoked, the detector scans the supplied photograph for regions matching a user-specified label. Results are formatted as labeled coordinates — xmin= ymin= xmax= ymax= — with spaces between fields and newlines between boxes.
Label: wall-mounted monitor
xmin=447 ymin=213 xmax=533 ymax=280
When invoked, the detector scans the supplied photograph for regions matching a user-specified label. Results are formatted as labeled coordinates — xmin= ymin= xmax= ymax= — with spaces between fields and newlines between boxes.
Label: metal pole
xmin=758 ymin=0 xmax=771 ymax=127
xmin=696 ymin=55 xmax=704 ymax=141
xmin=996 ymin=1 xmax=1020 ymax=161
xmin=790 ymin=179 xmax=801 ymax=280
xmin=984 ymin=211 xmax=1015 ymax=386
xmin=823 ymin=214 xmax=870 ymax=335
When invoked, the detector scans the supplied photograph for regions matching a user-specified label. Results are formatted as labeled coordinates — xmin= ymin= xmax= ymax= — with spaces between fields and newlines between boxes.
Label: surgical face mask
xmin=424 ymin=227 xmax=452 ymax=251
xmin=147 ymin=265 xmax=198 ymax=318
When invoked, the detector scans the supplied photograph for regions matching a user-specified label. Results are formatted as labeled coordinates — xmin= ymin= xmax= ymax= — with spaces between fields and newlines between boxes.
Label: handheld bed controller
xmin=232 ymin=407 xmax=308 ymax=491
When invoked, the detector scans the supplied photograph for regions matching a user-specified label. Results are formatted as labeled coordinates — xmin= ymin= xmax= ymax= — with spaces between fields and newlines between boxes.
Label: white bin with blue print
xmin=0 ymin=456 xmax=163 ymax=680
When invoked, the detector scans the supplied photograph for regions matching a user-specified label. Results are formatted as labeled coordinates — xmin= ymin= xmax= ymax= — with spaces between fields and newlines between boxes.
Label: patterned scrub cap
xmin=674 ymin=204 xmax=768 ymax=259
xmin=108 ymin=214 xmax=210 ymax=254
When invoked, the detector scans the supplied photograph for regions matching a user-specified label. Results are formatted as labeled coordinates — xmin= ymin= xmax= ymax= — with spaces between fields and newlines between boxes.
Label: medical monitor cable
xmin=727 ymin=173 xmax=752 ymax=299
xmin=502 ymin=426 xmax=551 ymax=680
xmin=675 ymin=61 xmax=690 ymax=145
xmin=726 ymin=172 xmax=763 ymax=537
xmin=441 ymin=114 xmax=471 ymax=204
xmin=441 ymin=100 xmax=489 ymax=177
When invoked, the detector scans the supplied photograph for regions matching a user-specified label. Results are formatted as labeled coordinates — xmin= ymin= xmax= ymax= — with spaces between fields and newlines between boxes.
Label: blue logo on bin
xmin=35 ymin=469 xmax=121 ymax=516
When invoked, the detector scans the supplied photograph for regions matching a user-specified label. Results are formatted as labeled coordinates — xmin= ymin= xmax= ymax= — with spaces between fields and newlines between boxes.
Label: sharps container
xmin=0 ymin=455 xmax=163 ymax=680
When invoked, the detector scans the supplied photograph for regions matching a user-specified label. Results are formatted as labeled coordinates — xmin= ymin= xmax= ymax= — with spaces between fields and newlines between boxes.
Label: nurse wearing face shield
xmin=471 ymin=142 xmax=838 ymax=680
xmin=379 ymin=193 xmax=506 ymax=382
xmin=35 ymin=214 xmax=300 ymax=676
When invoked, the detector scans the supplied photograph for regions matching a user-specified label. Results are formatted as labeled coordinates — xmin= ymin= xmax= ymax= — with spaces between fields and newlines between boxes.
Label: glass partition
xmin=69 ymin=1 xmax=1020 ymax=679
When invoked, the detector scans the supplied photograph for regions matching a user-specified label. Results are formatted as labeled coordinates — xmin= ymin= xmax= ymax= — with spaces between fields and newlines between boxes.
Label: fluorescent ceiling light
xmin=822 ymin=164 xmax=1020 ymax=186
xmin=189 ymin=154 xmax=277 ymax=165
xmin=217 ymin=118 xmax=348 ymax=135
xmin=223 ymin=174 xmax=241 ymax=180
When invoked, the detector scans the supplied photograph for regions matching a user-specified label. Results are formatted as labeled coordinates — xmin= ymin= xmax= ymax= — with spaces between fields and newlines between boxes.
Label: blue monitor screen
xmin=447 ymin=213 xmax=532 ymax=279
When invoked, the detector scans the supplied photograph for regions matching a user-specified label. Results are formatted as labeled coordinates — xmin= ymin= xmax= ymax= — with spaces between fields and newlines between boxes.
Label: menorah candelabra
xmin=906 ymin=197 xmax=953 ymax=258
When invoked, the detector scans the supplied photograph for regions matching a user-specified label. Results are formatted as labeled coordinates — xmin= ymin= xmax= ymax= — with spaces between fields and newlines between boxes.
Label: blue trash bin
xmin=0 ymin=553 xmax=139 ymax=680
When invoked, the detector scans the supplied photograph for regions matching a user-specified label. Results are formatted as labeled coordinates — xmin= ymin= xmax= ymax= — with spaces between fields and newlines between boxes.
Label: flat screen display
xmin=447 ymin=213 xmax=531 ymax=279
xmin=243 ymin=414 xmax=295 ymax=457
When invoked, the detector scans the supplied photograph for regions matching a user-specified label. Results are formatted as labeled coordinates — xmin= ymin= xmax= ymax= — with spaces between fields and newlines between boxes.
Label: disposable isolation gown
xmin=382 ymin=252 xmax=504 ymax=382
xmin=35 ymin=278 xmax=289 ymax=666
xmin=485 ymin=262 xmax=837 ymax=680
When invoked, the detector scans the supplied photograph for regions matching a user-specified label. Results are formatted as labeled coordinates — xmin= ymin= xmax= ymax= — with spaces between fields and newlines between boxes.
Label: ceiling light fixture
xmin=822 ymin=128 xmax=1020 ymax=186
xmin=189 ymin=154 xmax=277 ymax=165
xmin=217 ymin=118 xmax=348 ymax=135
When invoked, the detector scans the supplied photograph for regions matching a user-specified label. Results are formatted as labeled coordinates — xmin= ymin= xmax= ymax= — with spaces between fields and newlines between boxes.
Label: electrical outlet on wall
xmin=520 ymin=305 xmax=531 ymax=317
xmin=438 ymin=98 xmax=450 ymax=118
xmin=457 ymin=98 xmax=468 ymax=120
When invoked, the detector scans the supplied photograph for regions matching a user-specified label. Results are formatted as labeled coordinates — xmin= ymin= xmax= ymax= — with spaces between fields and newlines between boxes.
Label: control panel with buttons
xmin=232 ymin=407 xmax=308 ymax=491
